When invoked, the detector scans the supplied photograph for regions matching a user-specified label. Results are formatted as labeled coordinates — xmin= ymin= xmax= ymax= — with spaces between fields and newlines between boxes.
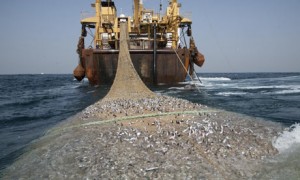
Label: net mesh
xmin=102 ymin=22 xmax=156 ymax=101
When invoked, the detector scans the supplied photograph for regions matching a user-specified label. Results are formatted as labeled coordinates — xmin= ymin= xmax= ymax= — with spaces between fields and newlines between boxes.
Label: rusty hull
xmin=81 ymin=48 xmax=189 ymax=85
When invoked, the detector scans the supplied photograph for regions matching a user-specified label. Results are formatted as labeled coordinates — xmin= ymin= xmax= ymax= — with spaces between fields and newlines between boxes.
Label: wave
xmin=0 ymin=95 xmax=54 ymax=108
xmin=273 ymin=75 xmax=300 ymax=81
xmin=233 ymin=84 xmax=300 ymax=95
xmin=199 ymin=77 xmax=231 ymax=81
xmin=257 ymin=124 xmax=300 ymax=179
xmin=215 ymin=92 xmax=248 ymax=96
xmin=83 ymin=78 xmax=89 ymax=82
xmin=237 ymin=85 xmax=294 ymax=90
xmin=237 ymin=74 xmax=300 ymax=82
xmin=263 ymin=89 xmax=300 ymax=95
xmin=177 ymin=81 xmax=191 ymax=85
xmin=1 ymin=114 xmax=51 ymax=128
xmin=273 ymin=124 xmax=300 ymax=153
xmin=274 ymin=89 xmax=300 ymax=95
xmin=168 ymin=87 xmax=185 ymax=90
xmin=73 ymin=77 xmax=89 ymax=82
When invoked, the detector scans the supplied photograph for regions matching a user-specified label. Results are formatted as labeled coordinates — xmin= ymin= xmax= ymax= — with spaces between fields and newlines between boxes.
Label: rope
xmin=172 ymin=48 xmax=203 ymax=93
xmin=87 ymin=27 xmax=95 ymax=48
xmin=177 ymin=27 xmax=202 ymax=85
xmin=48 ymin=110 xmax=219 ymax=134
xmin=193 ymin=69 xmax=203 ymax=84
xmin=83 ymin=110 xmax=218 ymax=126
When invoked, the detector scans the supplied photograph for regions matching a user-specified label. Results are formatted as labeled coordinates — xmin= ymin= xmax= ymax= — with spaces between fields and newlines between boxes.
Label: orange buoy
xmin=73 ymin=64 xmax=85 ymax=81
xmin=193 ymin=49 xmax=205 ymax=67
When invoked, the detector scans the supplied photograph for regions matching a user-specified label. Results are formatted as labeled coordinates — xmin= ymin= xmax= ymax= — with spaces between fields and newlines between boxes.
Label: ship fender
xmin=74 ymin=36 xmax=86 ymax=81
xmin=192 ymin=48 xmax=205 ymax=67
xmin=190 ymin=37 xmax=205 ymax=67
xmin=73 ymin=64 xmax=85 ymax=81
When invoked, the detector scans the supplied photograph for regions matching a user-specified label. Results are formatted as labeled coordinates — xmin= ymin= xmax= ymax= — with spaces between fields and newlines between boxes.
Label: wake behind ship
xmin=73 ymin=0 xmax=205 ymax=85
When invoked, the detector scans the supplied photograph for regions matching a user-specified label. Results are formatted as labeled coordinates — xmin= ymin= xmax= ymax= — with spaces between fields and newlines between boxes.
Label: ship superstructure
xmin=74 ymin=0 xmax=205 ymax=85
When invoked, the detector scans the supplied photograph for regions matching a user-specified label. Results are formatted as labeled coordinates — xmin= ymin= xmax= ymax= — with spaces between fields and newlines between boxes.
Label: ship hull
xmin=81 ymin=48 xmax=189 ymax=85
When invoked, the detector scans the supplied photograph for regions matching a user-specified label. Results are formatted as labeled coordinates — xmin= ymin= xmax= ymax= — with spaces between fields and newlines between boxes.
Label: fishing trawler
xmin=73 ymin=0 xmax=205 ymax=85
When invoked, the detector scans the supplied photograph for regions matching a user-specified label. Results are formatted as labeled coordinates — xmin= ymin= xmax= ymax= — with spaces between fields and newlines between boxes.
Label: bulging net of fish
xmin=102 ymin=22 xmax=156 ymax=101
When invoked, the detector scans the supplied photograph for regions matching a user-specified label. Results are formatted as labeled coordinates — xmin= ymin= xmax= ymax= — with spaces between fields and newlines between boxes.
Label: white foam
xmin=177 ymin=81 xmax=190 ymax=85
xmin=216 ymin=92 xmax=247 ymax=96
xmin=200 ymin=77 xmax=231 ymax=81
xmin=238 ymin=85 xmax=285 ymax=90
xmin=238 ymin=85 xmax=300 ymax=90
xmin=273 ymin=124 xmax=300 ymax=153
xmin=83 ymin=78 xmax=89 ymax=82
xmin=73 ymin=77 xmax=89 ymax=82
xmin=168 ymin=87 xmax=185 ymax=90
xmin=269 ymin=89 xmax=300 ymax=95
xmin=87 ymin=90 xmax=96 ymax=94
xmin=71 ymin=85 xmax=81 ymax=89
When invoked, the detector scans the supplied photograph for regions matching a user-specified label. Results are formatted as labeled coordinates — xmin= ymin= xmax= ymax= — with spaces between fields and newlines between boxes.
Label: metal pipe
xmin=153 ymin=24 xmax=157 ymax=84
xmin=133 ymin=0 xmax=140 ymax=28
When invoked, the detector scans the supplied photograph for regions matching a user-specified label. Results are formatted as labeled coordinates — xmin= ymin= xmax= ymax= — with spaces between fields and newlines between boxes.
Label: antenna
xmin=159 ymin=0 xmax=162 ymax=19
xmin=132 ymin=0 xmax=134 ymax=16
xmin=160 ymin=0 xmax=162 ymax=11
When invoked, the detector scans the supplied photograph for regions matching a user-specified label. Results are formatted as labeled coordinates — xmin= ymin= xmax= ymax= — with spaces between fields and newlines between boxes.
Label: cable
xmin=172 ymin=48 xmax=203 ymax=93
xmin=47 ymin=109 xmax=219 ymax=135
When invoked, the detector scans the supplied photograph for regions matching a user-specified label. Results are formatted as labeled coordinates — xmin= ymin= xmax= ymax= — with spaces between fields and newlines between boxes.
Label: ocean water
xmin=1 ymin=73 xmax=300 ymax=177
xmin=0 ymin=74 xmax=109 ymax=172
xmin=157 ymin=73 xmax=300 ymax=126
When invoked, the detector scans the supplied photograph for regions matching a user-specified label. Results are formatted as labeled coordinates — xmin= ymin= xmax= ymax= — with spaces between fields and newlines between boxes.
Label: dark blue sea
xmin=1 ymin=73 xmax=300 ymax=177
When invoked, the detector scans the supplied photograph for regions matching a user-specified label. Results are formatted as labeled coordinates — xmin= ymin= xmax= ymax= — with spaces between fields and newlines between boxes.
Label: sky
xmin=0 ymin=0 xmax=299 ymax=74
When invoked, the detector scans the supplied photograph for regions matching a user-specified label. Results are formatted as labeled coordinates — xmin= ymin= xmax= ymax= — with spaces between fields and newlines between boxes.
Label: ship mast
xmin=166 ymin=0 xmax=180 ymax=48
xmin=95 ymin=0 xmax=101 ymax=47
xmin=133 ymin=0 xmax=139 ymax=29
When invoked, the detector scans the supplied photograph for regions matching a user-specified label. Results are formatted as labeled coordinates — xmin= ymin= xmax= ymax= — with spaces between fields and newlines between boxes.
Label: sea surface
xmin=1 ymin=73 xmax=300 ymax=177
